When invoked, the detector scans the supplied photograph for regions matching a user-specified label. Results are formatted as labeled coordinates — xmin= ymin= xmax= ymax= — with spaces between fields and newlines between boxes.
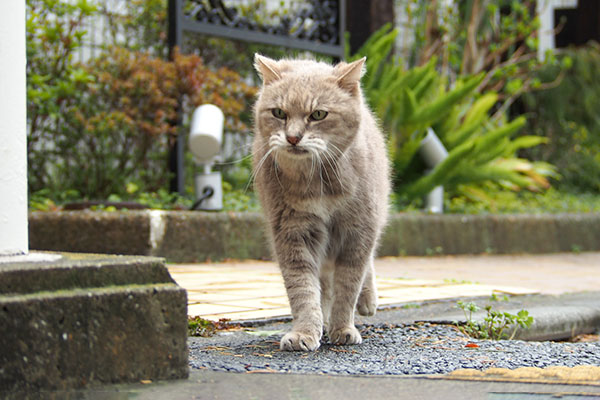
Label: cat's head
xmin=253 ymin=54 xmax=366 ymax=167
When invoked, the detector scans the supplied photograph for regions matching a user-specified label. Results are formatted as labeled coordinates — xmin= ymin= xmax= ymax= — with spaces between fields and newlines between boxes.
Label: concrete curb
xmin=385 ymin=292 xmax=600 ymax=341
xmin=0 ymin=253 xmax=188 ymax=391
xmin=516 ymin=305 xmax=600 ymax=341
xmin=422 ymin=304 xmax=600 ymax=341
xmin=30 ymin=211 xmax=600 ymax=262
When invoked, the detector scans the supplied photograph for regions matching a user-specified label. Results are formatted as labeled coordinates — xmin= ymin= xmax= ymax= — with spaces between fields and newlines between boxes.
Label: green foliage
xmin=26 ymin=0 xmax=97 ymax=193
xmin=26 ymin=0 xmax=256 ymax=200
xmin=456 ymin=299 xmax=534 ymax=340
xmin=521 ymin=44 xmax=600 ymax=194
xmin=102 ymin=0 xmax=168 ymax=56
xmin=396 ymin=0 xmax=560 ymax=107
xmin=353 ymin=26 xmax=555 ymax=204
xmin=444 ymin=186 xmax=600 ymax=214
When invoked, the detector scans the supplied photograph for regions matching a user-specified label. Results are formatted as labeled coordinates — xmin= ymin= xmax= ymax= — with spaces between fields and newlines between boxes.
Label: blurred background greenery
xmin=26 ymin=0 xmax=600 ymax=214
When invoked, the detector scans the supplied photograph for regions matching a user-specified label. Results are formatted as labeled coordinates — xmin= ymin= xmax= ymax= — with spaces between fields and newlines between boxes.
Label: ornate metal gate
xmin=167 ymin=0 xmax=346 ymax=193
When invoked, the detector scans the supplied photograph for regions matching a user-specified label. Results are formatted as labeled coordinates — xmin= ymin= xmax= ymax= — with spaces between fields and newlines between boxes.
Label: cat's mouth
xmin=286 ymin=146 xmax=309 ymax=155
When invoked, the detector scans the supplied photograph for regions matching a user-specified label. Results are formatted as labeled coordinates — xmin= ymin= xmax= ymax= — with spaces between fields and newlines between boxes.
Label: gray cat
xmin=252 ymin=54 xmax=390 ymax=351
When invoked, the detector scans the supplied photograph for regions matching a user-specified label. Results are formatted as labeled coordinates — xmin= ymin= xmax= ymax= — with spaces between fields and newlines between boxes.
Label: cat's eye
xmin=309 ymin=110 xmax=328 ymax=121
xmin=271 ymin=108 xmax=287 ymax=119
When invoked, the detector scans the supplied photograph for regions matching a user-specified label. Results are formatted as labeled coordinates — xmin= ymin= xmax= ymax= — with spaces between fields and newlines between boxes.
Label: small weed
xmin=455 ymin=300 xmax=534 ymax=340
xmin=188 ymin=317 xmax=237 ymax=337
xmin=401 ymin=303 xmax=421 ymax=309
xmin=489 ymin=293 xmax=509 ymax=302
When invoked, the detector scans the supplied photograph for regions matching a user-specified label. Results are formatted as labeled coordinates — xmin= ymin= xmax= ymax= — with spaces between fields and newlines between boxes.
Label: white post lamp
xmin=189 ymin=104 xmax=224 ymax=210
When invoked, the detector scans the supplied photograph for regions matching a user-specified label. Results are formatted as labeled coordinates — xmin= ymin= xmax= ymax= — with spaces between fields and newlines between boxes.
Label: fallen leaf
xmin=246 ymin=367 xmax=278 ymax=374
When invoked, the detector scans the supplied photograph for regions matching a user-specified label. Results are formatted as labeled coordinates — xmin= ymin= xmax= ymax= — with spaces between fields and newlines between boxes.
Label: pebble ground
xmin=189 ymin=323 xmax=600 ymax=375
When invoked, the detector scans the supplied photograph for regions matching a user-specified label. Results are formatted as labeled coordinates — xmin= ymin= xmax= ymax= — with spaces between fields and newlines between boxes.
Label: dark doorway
xmin=555 ymin=0 xmax=600 ymax=48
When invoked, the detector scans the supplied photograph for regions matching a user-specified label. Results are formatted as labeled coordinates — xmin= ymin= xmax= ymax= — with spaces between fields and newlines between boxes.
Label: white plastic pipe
xmin=420 ymin=128 xmax=449 ymax=168
xmin=189 ymin=104 xmax=224 ymax=163
xmin=419 ymin=128 xmax=448 ymax=214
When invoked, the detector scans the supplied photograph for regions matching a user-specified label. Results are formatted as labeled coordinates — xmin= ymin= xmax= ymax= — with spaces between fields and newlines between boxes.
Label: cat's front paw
xmin=280 ymin=331 xmax=321 ymax=351
xmin=328 ymin=325 xmax=362 ymax=345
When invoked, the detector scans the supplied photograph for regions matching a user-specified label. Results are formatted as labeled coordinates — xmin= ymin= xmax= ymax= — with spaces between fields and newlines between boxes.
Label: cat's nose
xmin=286 ymin=135 xmax=301 ymax=146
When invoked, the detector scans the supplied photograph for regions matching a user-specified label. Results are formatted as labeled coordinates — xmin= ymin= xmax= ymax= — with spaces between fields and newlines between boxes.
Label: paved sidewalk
xmin=167 ymin=252 xmax=600 ymax=321
xmin=77 ymin=369 xmax=600 ymax=400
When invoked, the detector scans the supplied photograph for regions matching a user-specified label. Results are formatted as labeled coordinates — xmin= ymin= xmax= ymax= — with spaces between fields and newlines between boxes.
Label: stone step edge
xmin=0 ymin=253 xmax=174 ymax=295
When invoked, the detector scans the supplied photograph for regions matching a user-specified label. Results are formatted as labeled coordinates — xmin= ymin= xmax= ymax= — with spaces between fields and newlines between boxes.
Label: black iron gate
xmin=167 ymin=0 xmax=346 ymax=194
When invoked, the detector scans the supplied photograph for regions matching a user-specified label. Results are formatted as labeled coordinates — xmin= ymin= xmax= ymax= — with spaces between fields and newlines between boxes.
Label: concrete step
xmin=29 ymin=211 xmax=600 ymax=262
xmin=0 ymin=252 xmax=188 ymax=392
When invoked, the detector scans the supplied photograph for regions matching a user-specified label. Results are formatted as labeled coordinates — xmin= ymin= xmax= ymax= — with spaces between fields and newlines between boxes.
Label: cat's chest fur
xmin=283 ymin=191 xmax=349 ymax=224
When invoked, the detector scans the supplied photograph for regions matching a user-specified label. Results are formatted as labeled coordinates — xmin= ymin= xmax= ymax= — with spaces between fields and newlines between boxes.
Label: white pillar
xmin=537 ymin=0 xmax=556 ymax=61
xmin=0 ymin=1 xmax=28 ymax=256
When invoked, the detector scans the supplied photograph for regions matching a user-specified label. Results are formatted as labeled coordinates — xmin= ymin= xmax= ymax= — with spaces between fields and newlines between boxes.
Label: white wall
xmin=0 ymin=1 xmax=28 ymax=255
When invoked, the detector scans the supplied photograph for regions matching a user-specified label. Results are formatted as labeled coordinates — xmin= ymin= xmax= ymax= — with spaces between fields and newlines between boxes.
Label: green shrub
xmin=26 ymin=0 xmax=256 ymax=200
xmin=521 ymin=44 xmax=600 ymax=193
xmin=444 ymin=186 xmax=600 ymax=214
xmin=26 ymin=0 xmax=97 ymax=194
xmin=352 ymin=26 xmax=555 ymax=205
xmin=394 ymin=0 xmax=563 ymax=108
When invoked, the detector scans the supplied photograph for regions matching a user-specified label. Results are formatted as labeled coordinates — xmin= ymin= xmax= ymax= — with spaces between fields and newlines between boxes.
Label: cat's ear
xmin=254 ymin=54 xmax=282 ymax=85
xmin=335 ymin=57 xmax=366 ymax=95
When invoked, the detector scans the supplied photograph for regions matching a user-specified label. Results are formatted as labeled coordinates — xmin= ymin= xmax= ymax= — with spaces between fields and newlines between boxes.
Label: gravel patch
xmin=189 ymin=323 xmax=600 ymax=375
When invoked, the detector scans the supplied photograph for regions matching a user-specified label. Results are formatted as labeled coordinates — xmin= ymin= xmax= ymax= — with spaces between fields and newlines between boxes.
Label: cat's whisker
xmin=274 ymin=152 xmax=284 ymax=190
xmin=322 ymin=149 xmax=346 ymax=192
xmin=318 ymin=152 xmax=335 ymax=191
xmin=304 ymin=149 xmax=317 ymax=194
xmin=317 ymin=155 xmax=325 ymax=197
xmin=214 ymin=154 xmax=252 ymax=166
xmin=328 ymin=142 xmax=351 ymax=164
xmin=216 ymin=142 xmax=268 ymax=166
xmin=245 ymin=147 xmax=274 ymax=194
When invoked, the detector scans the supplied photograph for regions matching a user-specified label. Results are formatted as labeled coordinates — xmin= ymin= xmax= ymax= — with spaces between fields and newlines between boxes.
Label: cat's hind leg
xmin=356 ymin=256 xmax=378 ymax=317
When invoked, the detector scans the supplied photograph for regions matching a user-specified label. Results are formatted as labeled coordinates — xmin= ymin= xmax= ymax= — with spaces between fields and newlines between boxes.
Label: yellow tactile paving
xmin=168 ymin=262 xmax=538 ymax=321
xmin=444 ymin=365 xmax=600 ymax=386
